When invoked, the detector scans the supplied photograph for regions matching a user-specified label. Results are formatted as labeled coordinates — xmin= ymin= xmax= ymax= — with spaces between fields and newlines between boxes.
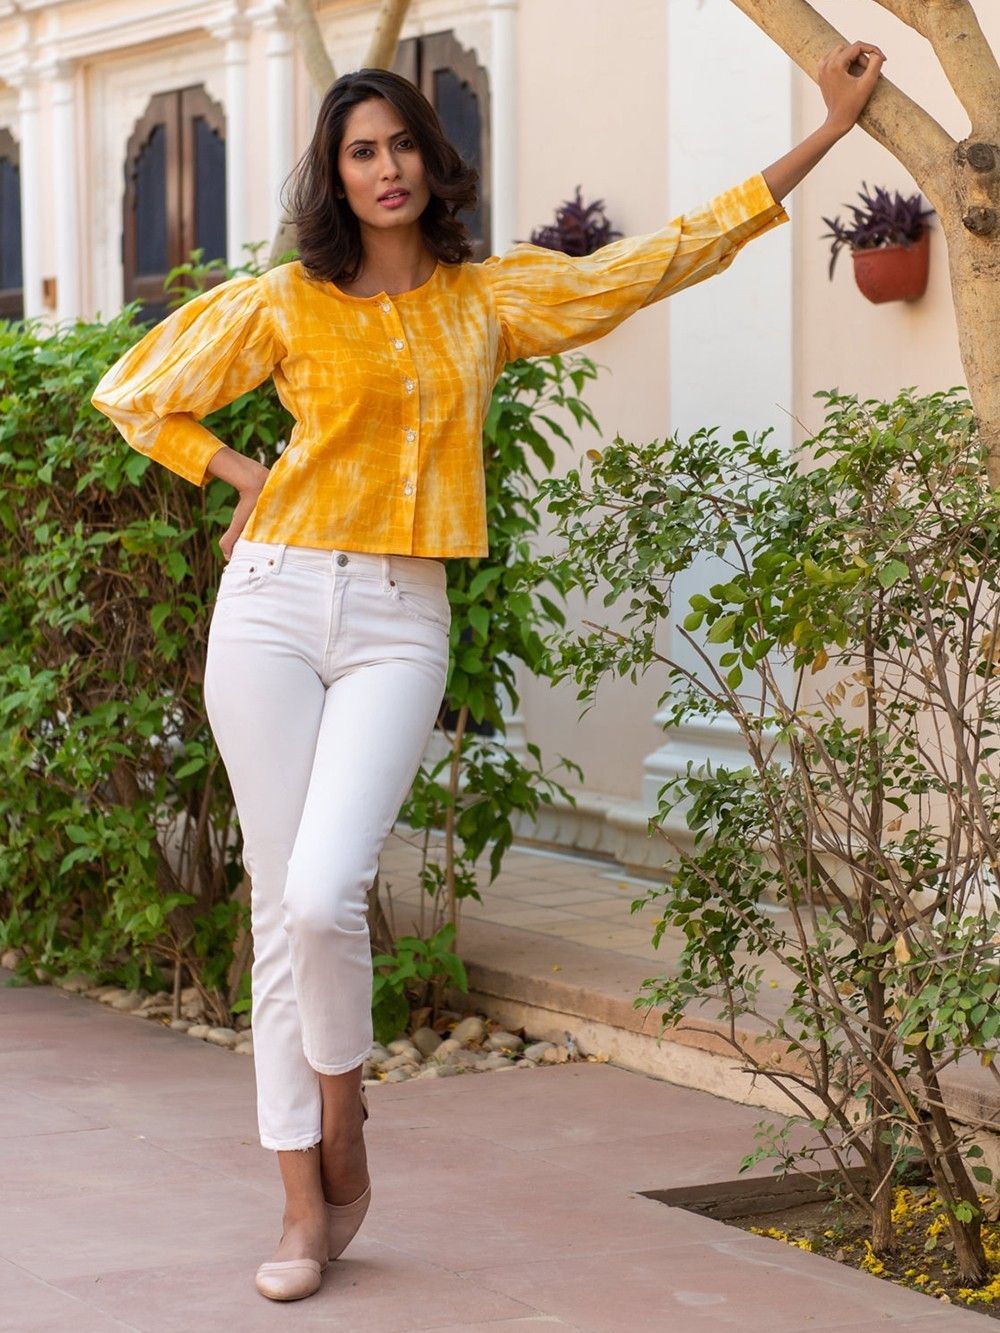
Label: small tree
xmin=540 ymin=387 xmax=1000 ymax=1284
xmin=726 ymin=0 xmax=1000 ymax=485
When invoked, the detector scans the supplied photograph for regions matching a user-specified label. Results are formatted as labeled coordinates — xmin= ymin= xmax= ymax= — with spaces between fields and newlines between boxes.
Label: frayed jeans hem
xmin=305 ymin=1051 xmax=369 ymax=1076
xmin=260 ymin=1133 xmax=323 ymax=1153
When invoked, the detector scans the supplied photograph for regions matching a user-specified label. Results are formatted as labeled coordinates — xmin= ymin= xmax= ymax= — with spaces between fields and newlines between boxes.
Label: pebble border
xmin=1 ymin=949 xmax=598 ymax=1081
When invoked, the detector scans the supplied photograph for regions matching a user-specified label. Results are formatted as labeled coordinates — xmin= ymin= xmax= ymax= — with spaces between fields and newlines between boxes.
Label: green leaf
xmin=877 ymin=559 xmax=908 ymax=588
xmin=706 ymin=614 xmax=737 ymax=645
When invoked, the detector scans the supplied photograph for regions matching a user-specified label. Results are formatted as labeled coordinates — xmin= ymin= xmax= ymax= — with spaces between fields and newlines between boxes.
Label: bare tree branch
xmin=286 ymin=0 xmax=336 ymax=94
xmin=364 ymin=0 xmax=412 ymax=70
xmin=727 ymin=0 xmax=956 ymax=207
xmin=873 ymin=0 xmax=1000 ymax=138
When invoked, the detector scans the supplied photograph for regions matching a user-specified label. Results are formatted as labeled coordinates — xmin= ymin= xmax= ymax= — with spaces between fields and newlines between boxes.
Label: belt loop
xmin=380 ymin=554 xmax=391 ymax=589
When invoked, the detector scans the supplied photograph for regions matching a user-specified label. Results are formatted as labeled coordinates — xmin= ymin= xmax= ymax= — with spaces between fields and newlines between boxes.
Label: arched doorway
xmin=395 ymin=32 xmax=491 ymax=259
xmin=122 ymin=85 xmax=226 ymax=323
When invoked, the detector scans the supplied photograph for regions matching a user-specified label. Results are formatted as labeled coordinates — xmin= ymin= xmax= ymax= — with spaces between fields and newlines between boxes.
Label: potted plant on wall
xmin=822 ymin=183 xmax=934 ymax=304
xmin=529 ymin=188 xmax=622 ymax=256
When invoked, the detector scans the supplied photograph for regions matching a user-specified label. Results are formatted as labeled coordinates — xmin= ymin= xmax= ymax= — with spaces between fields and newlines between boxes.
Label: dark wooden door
xmin=0 ymin=127 xmax=23 ymax=321
xmin=123 ymin=86 xmax=226 ymax=323
xmin=395 ymin=32 xmax=491 ymax=259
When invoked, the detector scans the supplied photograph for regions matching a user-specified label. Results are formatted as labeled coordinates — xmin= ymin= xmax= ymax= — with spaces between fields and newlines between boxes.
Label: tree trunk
xmin=286 ymin=0 xmax=337 ymax=92
xmin=267 ymin=0 xmax=414 ymax=267
xmin=726 ymin=0 xmax=1000 ymax=483
xmin=364 ymin=0 xmax=412 ymax=70
xmin=942 ymin=207 xmax=1000 ymax=488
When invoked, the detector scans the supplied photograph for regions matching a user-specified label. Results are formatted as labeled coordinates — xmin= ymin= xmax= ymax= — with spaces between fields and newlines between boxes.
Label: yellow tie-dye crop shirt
xmin=91 ymin=173 xmax=787 ymax=558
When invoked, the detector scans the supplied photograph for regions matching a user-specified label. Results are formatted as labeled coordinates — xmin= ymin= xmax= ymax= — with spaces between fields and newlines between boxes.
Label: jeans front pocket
xmin=215 ymin=553 xmax=281 ymax=603
xmin=388 ymin=580 xmax=451 ymax=634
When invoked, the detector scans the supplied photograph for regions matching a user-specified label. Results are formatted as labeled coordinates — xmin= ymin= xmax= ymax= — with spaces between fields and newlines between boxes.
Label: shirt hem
xmin=240 ymin=529 xmax=486 ymax=559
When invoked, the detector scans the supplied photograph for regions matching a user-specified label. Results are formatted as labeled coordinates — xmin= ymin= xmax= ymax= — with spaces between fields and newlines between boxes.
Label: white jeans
xmin=203 ymin=537 xmax=450 ymax=1150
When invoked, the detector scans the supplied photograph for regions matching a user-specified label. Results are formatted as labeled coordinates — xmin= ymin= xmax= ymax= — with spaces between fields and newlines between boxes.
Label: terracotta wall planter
xmin=851 ymin=228 xmax=931 ymax=304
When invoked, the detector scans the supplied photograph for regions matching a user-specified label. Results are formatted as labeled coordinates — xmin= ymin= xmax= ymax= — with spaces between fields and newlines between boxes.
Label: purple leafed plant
xmin=529 ymin=187 xmax=623 ymax=257
xmin=822 ymin=183 xmax=934 ymax=279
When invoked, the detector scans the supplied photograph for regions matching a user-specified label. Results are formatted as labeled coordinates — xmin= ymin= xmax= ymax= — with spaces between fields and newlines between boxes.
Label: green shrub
xmin=0 ymin=266 xmax=598 ymax=1031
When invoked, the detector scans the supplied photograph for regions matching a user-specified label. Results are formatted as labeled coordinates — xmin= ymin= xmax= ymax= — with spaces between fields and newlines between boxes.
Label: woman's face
xmin=337 ymin=96 xmax=431 ymax=232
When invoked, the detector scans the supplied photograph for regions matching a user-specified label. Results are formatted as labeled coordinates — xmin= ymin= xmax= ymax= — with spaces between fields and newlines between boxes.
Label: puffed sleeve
xmin=90 ymin=274 xmax=285 ymax=486
xmin=484 ymin=173 xmax=788 ymax=365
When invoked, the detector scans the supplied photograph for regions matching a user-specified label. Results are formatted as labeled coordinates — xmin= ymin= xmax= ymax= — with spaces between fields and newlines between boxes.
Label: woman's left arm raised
xmin=762 ymin=41 xmax=886 ymax=202
xmin=486 ymin=40 xmax=886 ymax=367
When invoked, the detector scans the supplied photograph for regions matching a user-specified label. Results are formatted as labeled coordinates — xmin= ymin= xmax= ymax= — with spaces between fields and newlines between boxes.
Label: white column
xmin=259 ymin=3 xmax=296 ymax=237
xmin=641 ymin=0 xmax=794 ymax=809
xmin=49 ymin=60 xmax=80 ymax=322
xmin=488 ymin=0 xmax=518 ymax=255
xmin=13 ymin=72 xmax=42 ymax=320
xmin=486 ymin=0 xmax=528 ymax=757
xmin=211 ymin=14 xmax=252 ymax=265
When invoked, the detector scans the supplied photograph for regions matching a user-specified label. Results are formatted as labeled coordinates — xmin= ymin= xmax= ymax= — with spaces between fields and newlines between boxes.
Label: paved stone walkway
xmin=2 ymin=965 xmax=993 ymax=1331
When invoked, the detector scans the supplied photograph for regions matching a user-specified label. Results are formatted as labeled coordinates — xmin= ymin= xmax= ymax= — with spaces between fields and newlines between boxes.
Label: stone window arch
xmin=123 ymin=84 xmax=226 ymax=323
xmin=396 ymin=31 xmax=491 ymax=259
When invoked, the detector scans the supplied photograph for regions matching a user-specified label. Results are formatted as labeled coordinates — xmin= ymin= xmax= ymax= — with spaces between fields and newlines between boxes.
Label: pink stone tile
xmin=0 ymin=1258 xmax=138 ymax=1332
xmin=0 ymin=1044 xmax=260 ymax=1143
xmin=531 ymin=1121 xmax=862 ymax=1193
xmin=0 ymin=1179 xmax=272 ymax=1280
xmin=350 ymin=1123 xmax=727 ymax=1270
xmin=468 ymin=1233 xmax=990 ymax=1332
xmin=501 ymin=888 xmax=614 ymax=907
xmin=53 ymin=1247 xmax=537 ymax=1332
xmin=429 ymin=1322 xmax=580 ymax=1331
xmin=478 ymin=907 xmax=581 ymax=927
xmin=143 ymin=1133 xmax=281 ymax=1192
xmin=1 ymin=1127 xmax=234 ymax=1202
xmin=360 ymin=1063 xmax=763 ymax=1151
xmin=0 ymin=1087 xmax=109 ymax=1139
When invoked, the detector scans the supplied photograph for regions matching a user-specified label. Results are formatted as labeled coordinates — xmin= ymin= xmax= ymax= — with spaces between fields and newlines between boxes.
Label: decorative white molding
xmin=209 ymin=10 xmax=252 ymax=265
xmin=2 ymin=3 xmax=233 ymax=65
xmin=45 ymin=56 xmax=82 ymax=320
xmin=488 ymin=0 xmax=517 ymax=254
xmin=252 ymin=1 xmax=295 ymax=235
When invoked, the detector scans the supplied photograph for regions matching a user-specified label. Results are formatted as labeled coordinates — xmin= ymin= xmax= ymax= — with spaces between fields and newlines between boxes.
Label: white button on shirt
xmin=403 ymin=482 xmax=414 ymax=496
xmin=392 ymin=338 xmax=404 ymax=351
xmin=380 ymin=301 xmax=391 ymax=313
xmin=404 ymin=378 xmax=415 ymax=393
xmin=405 ymin=428 xmax=416 ymax=442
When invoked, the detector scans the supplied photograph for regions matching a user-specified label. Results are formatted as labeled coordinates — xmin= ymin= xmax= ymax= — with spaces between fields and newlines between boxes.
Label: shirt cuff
xmin=711 ymin=172 xmax=789 ymax=248
xmin=147 ymin=416 xmax=227 ymax=488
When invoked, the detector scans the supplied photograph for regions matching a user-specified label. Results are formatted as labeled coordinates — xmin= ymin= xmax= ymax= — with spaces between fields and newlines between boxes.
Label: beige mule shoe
xmin=254 ymin=1255 xmax=327 ymax=1302
xmin=325 ymin=1086 xmax=372 ymax=1260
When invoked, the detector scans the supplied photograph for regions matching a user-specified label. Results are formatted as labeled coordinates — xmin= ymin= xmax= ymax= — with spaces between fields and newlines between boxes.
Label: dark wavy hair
xmin=283 ymin=68 xmax=479 ymax=283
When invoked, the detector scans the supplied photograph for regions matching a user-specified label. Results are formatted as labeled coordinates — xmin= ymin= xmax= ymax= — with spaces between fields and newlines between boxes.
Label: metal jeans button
xmin=336 ymin=553 xmax=349 ymax=567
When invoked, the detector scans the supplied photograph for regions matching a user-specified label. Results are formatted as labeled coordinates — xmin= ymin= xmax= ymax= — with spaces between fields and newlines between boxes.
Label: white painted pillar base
xmin=486 ymin=1 xmax=523 ymax=754
xmin=258 ymin=3 xmax=296 ymax=238
xmin=49 ymin=60 xmax=80 ymax=322
xmin=211 ymin=13 xmax=252 ymax=267
xmin=488 ymin=0 xmax=518 ymax=255
xmin=641 ymin=0 xmax=794 ymax=811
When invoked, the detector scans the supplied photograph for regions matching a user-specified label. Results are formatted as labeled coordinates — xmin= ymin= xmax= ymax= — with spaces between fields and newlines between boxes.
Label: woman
xmin=91 ymin=42 xmax=885 ymax=1302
